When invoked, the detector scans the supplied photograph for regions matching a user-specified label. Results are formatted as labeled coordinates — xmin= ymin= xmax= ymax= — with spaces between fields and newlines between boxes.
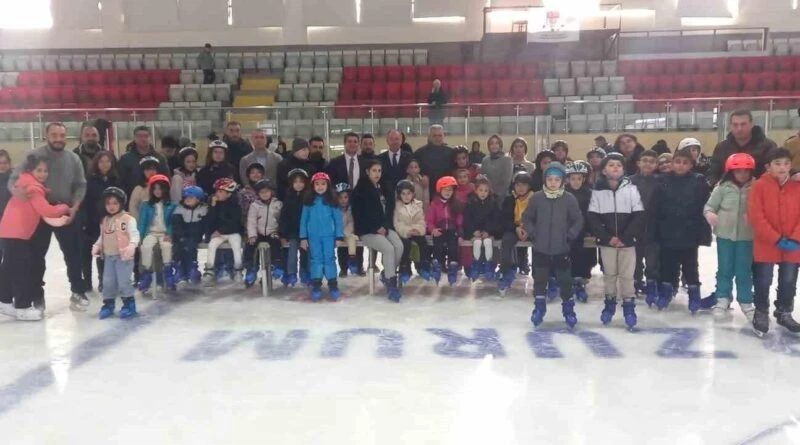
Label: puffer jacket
xmin=565 ymin=184 xmax=592 ymax=237
xmin=84 ymin=173 xmax=123 ymax=240
xmin=523 ymin=190 xmax=583 ymax=255
xmin=654 ymin=172 xmax=712 ymax=249
xmin=196 ymin=162 xmax=235 ymax=196
xmin=247 ymin=198 xmax=282 ymax=238
xmin=351 ymin=177 xmax=394 ymax=236
xmin=299 ymin=195 xmax=343 ymax=240
xmin=748 ymin=174 xmax=800 ymax=263
xmin=0 ymin=172 xmax=70 ymax=240
xmin=629 ymin=173 xmax=660 ymax=243
xmin=92 ymin=212 xmax=139 ymax=260
xmin=393 ymin=199 xmax=426 ymax=238
xmin=499 ymin=192 xmax=533 ymax=234
xmin=279 ymin=190 xmax=303 ymax=239
xmin=206 ymin=198 xmax=242 ymax=237
xmin=708 ymin=126 xmax=777 ymax=185
xmin=426 ymin=198 xmax=463 ymax=236
xmin=137 ymin=201 xmax=177 ymax=237
xmin=171 ymin=202 xmax=208 ymax=243
xmin=704 ymin=179 xmax=753 ymax=241
xmin=588 ymin=176 xmax=645 ymax=247
xmin=463 ymin=194 xmax=499 ymax=239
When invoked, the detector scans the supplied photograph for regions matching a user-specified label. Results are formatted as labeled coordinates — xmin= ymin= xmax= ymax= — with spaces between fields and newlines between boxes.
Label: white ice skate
xmin=740 ymin=303 xmax=755 ymax=324
xmin=16 ymin=306 xmax=43 ymax=321
xmin=712 ymin=298 xmax=732 ymax=321
xmin=0 ymin=302 xmax=15 ymax=318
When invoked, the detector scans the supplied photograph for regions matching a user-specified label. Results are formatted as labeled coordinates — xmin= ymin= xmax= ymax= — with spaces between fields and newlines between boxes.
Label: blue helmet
xmin=182 ymin=185 xmax=204 ymax=200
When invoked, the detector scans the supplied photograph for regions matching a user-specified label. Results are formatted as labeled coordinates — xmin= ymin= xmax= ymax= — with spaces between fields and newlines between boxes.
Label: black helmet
xmin=512 ymin=171 xmax=532 ymax=185
xmin=254 ymin=179 xmax=277 ymax=193
xmin=395 ymin=179 xmax=415 ymax=198
xmin=138 ymin=156 xmax=160 ymax=170
xmin=102 ymin=186 xmax=127 ymax=207
xmin=287 ymin=168 xmax=309 ymax=182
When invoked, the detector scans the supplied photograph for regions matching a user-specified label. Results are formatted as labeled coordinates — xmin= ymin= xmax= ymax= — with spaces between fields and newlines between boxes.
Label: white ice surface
xmin=0 ymin=240 xmax=797 ymax=444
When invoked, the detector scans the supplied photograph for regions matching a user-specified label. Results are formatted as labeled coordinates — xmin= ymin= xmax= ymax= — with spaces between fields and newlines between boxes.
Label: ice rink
xmin=0 ymin=241 xmax=798 ymax=445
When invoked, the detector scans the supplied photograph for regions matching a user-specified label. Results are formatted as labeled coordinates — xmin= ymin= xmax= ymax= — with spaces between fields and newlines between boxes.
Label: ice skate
xmin=271 ymin=265 xmax=284 ymax=281
xmin=634 ymin=281 xmax=645 ymax=295
xmin=518 ymin=263 xmax=531 ymax=276
xmin=468 ymin=261 xmax=483 ymax=282
xmin=347 ymin=257 xmax=359 ymax=275
xmin=417 ymin=262 xmax=431 ymax=282
xmin=399 ymin=265 xmax=412 ymax=285
xmin=119 ymin=297 xmax=136 ymax=319
xmin=530 ymin=296 xmax=547 ymax=327
xmin=775 ymin=308 xmax=800 ymax=334
xmin=163 ymin=264 xmax=177 ymax=292
xmin=687 ymin=285 xmax=702 ymax=315
xmin=447 ymin=262 xmax=460 ymax=286
xmin=137 ymin=271 xmax=153 ymax=293
xmin=699 ymin=291 xmax=717 ymax=310
xmin=99 ymin=300 xmax=115 ymax=319
xmin=622 ymin=299 xmax=637 ymax=330
xmin=740 ymin=303 xmax=755 ymax=323
xmin=497 ymin=268 xmax=516 ymax=294
xmin=601 ymin=296 xmax=617 ymax=325
xmin=645 ymin=280 xmax=658 ymax=308
xmin=562 ymin=299 xmax=578 ymax=329
xmin=547 ymin=277 xmax=559 ymax=301
xmin=387 ymin=276 xmax=402 ymax=302
xmin=201 ymin=269 xmax=216 ymax=287
xmin=16 ymin=306 xmax=43 ymax=321
xmin=282 ymin=274 xmax=298 ymax=288
xmin=244 ymin=267 xmax=258 ymax=288
xmin=0 ymin=302 xmax=15 ymax=318
xmin=431 ymin=260 xmax=442 ymax=285
xmin=573 ymin=278 xmax=588 ymax=303
xmin=329 ymin=280 xmax=341 ymax=301
xmin=310 ymin=280 xmax=323 ymax=302
xmin=656 ymin=282 xmax=674 ymax=310
xmin=753 ymin=309 xmax=769 ymax=336
xmin=189 ymin=262 xmax=202 ymax=284
xmin=483 ymin=262 xmax=497 ymax=281
xmin=712 ymin=298 xmax=732 ymax=321
xmin=69 ymin=292 xmax=90 ymax=311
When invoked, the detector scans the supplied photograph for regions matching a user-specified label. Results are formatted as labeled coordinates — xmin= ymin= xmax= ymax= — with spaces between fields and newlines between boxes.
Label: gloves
xmin=704 ymin=212 xmax=718 ymax=227
xmin=777 ymin=237 xmax=800 ymax=252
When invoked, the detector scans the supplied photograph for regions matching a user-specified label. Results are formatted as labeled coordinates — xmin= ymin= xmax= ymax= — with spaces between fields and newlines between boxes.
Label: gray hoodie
xmin=480 ymin=152 xmax=513 ymax=202
xmin=10 ymin=145 xmax=86 ymax=205
xmin=522 ymin=190 xmax=583 ymax=255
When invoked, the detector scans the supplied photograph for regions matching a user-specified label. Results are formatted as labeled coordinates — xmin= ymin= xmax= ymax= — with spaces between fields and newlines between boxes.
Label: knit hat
xmin=292 ymin=138 xmax=309 ymax=152
xmin=544 ymin=161 xmax=566 ymax=178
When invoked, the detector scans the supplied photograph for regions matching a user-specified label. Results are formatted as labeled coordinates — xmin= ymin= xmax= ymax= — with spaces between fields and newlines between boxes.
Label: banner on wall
xmin=527 ymin=8 xmax=580 ymax=43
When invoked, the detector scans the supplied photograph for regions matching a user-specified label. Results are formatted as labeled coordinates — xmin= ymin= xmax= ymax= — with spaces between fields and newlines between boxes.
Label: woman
xmin=351 ymin=160 xmax=404 ymax=302
xmin=428 ymin=79 xmax=448 ymax=126
xmin=509 ymin=137 xmax=535 ymax=174
xmin=614 ymin=133 xmax=646 ymax=176
xmin=469 ymin=141 xmax=485 ymax=164
xmin=479 ymin=135 xmax=513 ymax=201
xmin=197 ymin=140 xmax=236 ymax=196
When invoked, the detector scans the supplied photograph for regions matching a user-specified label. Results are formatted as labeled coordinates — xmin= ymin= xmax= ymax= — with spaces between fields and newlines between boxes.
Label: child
xmin=453 ymin=145 xmax=480 ymax=182
xmin=245 ymin=179 xmax=284 ymax=288
xmin=653 ymin=149 xmax=712 ymax=313
xmin=748 ymin=148 xmax=800 ymax=335
xmin=300 ymin=172 xmax=344 ymax=301
xmin=586 ymin=146 xmax=606 ymax=187
xmin=678 ymin=137 xmax=711 ymax=177
xmin=498 ymin=171 xmax=534 ymax=292
xmin=524 ymin=162 xmax=583 ymax=328
xmin=588 ymin=152 xmax=645 ymax=329
xmin=530 ymin=150 xmax=556 ymax=192
xmin=463 ymin=176 xmax=499 ymax=281
xmin=0 ymin=154 xmax=70 ymax=320
xmin=170 ymin=146 xmax=199 ymax=202
xmin=704 ymin=153 xmax=755 ymax=322
xmin=427 ymin=176 xmax=463 ymax=285
xmin=238 ymin=163 xmax=265 ymax=226
xmin=510 ymin=138 xmax=536 ymax=175
xmin=83 ymin=151 xmax=122 ymax=293
xmin=129 ymin=156 xmax=160 ymax=220
xmin=657 ymin=153 xmax=672 ymax=174
xmin=203 ymin=178 xmax=243 ymax=285
xmin=279 ymin=168 xmax=310 ymax=287
xmin=334 ymin=183 xmax=359 ymax=277
xmin=406 ymin=159 xmax=430 ymax=213
xmin=92 ymin=187 xmax=140 ymax=319
xmin=137 ymin=174 xmax=177 ymax=294
xmin=629 ymin=150 xmax=660 ymax=304
xmin=454 ymin=168 xmax=475 ymax=204
xmin=550 ymin=140 xmax=571 ymax=163
xmin=394 ymin=179 xmax=430 ymax=283
xmin=197 ymin=140 xmax=236 ymax=196
xmin=565 ymin=161 xmax=596 ymax=303
xmin=171 ymin=185 xmax=208 ymax=286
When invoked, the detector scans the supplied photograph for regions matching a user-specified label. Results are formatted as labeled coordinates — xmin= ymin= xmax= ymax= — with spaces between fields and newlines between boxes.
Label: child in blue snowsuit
xmin=300 ymin=172 xmax=344 ymax=302
xmin=171 ymin=185 xmax=208 ymax=285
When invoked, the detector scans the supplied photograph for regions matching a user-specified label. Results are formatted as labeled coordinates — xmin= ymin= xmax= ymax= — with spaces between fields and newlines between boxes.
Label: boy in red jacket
xmin=749 ymin=148 xmax=800 ymax=335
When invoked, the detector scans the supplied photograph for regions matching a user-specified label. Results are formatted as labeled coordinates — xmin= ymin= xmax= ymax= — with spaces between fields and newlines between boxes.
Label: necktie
xmin=393 ymin=153 xmax=398 ymax=168
xmin=348 ymin=156 xmax=354 ymax=186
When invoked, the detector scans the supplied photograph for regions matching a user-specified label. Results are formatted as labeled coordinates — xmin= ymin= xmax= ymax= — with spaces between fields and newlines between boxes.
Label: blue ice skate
xmin=483 ymin=262 xmax=497 ymax=281
xmin=431 ymin=260 xmax=442 ymax=285
xmin=119 ymin=297 xmax=137 ymax=319
xmin=347 ymin=258 xmax=359 ymax=275
xmin=562 ymin=299 xmax=578 ymax=329
xmin=271 ymin=265 xmax=284 ymax=281
xmin=468 ymin=261 xmax=482 ymax=282
xmin=189 ymin=262 xmax=202 ymax=284
xmin=310 ymin=280 xmax=323 ymax=302
xmin=657 ymin=282 xmax=674 ymax=310
xmin=163 ymin=264 xmax=177 ymax=291
xmin=417 ymin=263 xmax=431 ymax=281
xmin=687 ymin=285 xmax=702 ymax=315
xmin=447 ymin=262 xmax=460 ymax=286
xmin=399 ymin=266 xmax=412 ymax=285
xmin=601 ymin=296 xmax=617 ymax=325
xmin=622 ymin=299 xmax=637 ymax=330
xmin=244 ymin=267 xmax=258 ymax=288
xmin=547 ymin=277 xmax=559 ymax=301
xmin=329 ymin=280 xmax=341 ymax=301
xmin=282 ymin=274 xmax=298 ymax=287
xmin=530 ymin=296 xmax=547 ymax=326
xmin=300 ymin=269 xmax=312 ymax=287
xmin=574 ymin=278 xmax=588 ymax=303
xmin=699 ymin=291 xmax=717 ymax=310
xmin=645 ymin=280 xmax=658 ymax=308
xmin=137 ymin=270 xmax=153 ymax=292
xmin=497 ymin=268 xmax=516 ymax=293
xmin=387 ymin=276 xmax=401 ymax=302
xmin=99 ymin=300 xmax=114 ymax=320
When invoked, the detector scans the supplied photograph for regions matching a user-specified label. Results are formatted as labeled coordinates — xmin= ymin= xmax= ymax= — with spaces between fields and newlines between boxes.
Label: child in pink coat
xmin=427 ymin=176 xmax=463 ymax=284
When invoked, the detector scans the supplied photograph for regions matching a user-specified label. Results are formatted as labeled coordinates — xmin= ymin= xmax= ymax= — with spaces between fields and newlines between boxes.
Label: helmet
xmin=565 ymin=160 xmax=591 ymax=176
xmin=512 ymin=171 xmax=532 ymax=186
xmin=147 ymin=174 xmax=170 ymax=188
xmin=395 ymin=179 xmax=415 ymax=197
xmin=725 ymin=153 xmax=756 ymax=173
xmin=102 ymin=186 xmax=127 ymax=206
xmin=587 ymin=146 xmax=606 ymax=159
xmin=334 ymin=183 xmax=351 ymax=194
xmin=139 ymin=156 xmax=160 ymax=169
xmin=287 ymin=168 xmax=309 ymax=181
xmin=182 ymin=185 xmax=204 ymax=200
xmin=178 ymin=146 xmax=198 ymax=160
xmin=213 ymin=177 xmax=238 ymax=193
xmin=311 ymin=172 xmax=331 ymax=183
xmin=435 ymin=176 xmax=458 ymax=193
xmin=678 ymin=137 xmax=701 ymax=151
xmin=254 ymin=179 xmax=277 ymax=193
xmin=208 ymin=140 xmax=228 ymax=151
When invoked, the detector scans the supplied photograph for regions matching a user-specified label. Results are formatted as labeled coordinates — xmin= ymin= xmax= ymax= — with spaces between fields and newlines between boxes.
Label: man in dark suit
xmin=327 ymin=132 xmax=367 ymax=276
xmin=378 ymin=129 xmax=412 ymax=194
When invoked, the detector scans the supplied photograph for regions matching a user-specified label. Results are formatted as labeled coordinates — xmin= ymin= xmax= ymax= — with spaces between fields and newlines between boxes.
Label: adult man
xmin=415 ymin=124 xmax=453 ymax=200
xmin=160 ymin=135 xmax=182 ymax=172
xmin=118 ymin=126 xmax=169 ymax=197
xmin=10 ymin=123 xmax=88 ymax=310
xmin=707 ymin=110 xmax=777 ymax=186
xmin=428 ymin=79 xmax=448 ymax=125
xmin=73 ymin=122 xmax=103 ymax=175
xmin=327 ymin=132 xmax=364 ymax=188
xmin=197 ymin=43 xmax=215 ymax=84
xmin=594 ymin=135 xmax=613 ymax=153
xmin=378 ymin=129 xmax=412 ymax=191
xmin=223 ymin=121 xmax=253 ymax=183
xmin=309 ymin=136 xmax=329 ymax=172
xmin=239 ymin=128 xmax=282 ymax=185
xmin=781 ymin=108 xmax=800 ymax=174
xmin=360 ymin=133 xmax=378 ymax=161
xmin=276 ymin=138 xmax=319 ymax=199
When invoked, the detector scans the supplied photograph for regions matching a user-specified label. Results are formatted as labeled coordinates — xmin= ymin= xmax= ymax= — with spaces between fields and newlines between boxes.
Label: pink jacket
xmin=92 ymin=212 xmax=140 ymax=260
xmin=0 ymin=173 xmax=69 ymax=240
xmin=426 ymin=198 xmax=463 ymax=236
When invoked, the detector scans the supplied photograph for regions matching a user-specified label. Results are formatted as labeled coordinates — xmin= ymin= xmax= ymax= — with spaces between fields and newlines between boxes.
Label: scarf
xmin=544 ymin=186 xmax=565 ymax=199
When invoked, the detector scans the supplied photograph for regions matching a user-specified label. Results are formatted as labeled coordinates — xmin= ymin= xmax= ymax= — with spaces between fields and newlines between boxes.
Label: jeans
xmin=360 ymin=230 xmax=404 ymax=279
xmin=715 ymin=238 xmax=753 ymax=304
xmin=753 ymin=262 xmax=799 ymax=312
xmin=0 ymin=238 xmax=42 ymax=309
xmin=174 ymin=237 xmax=199 ymax=277
xmin=660 ymin=247 xmax=699 ymax=286
xmin=32 ymin=217 xmax=86 ymax=295
xmin=634 ymin=242 xmax=660 ymax=282
xmin=286 ymin=239 xmax=309 ymax=277
xmin=532 ymin=252 xmax=573 ymax=300
xmin=102 ymin=255 xmax=135 ymax=301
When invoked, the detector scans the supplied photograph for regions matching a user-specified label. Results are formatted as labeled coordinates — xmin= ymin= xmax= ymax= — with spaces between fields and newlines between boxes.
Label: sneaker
xmin=0 ymin=302 xmax=15 ymax=318
xmin=16 ymin=306 xmax=43 ymax=321
xmin=69 ymin=293 xmax=90 ymax=312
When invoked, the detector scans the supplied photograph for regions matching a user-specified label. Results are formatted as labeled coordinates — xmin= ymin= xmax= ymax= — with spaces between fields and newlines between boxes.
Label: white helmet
xmin=677 ymin=137 xmax=701 ymax=151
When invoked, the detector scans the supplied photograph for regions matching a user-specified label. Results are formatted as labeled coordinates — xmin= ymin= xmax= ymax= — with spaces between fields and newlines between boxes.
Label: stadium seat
xmin=418 ymin=66 xmax=434 ymax=81
xmin=758 ymin=72 xmax=777 ymax=91
xmin=401 ymin=66 xmax=415 ymax=82
xmin=690 ymin=74 xmax=709 ymax=93
xmin=463 ymin=65 xmax=479 ymax=80
xmin=723 ymin=73 xmax=741 ymax=92
xmin=387 ymin=66 xmax=402 ymax=82
xmin=372 ymin=66 xmax=387 ymax=82
xmin=432 ymin=65 xmax=450 ymax=80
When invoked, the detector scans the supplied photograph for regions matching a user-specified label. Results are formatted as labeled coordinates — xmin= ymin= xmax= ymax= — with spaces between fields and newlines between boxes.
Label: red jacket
xmin=748 ymin=174 xmax=800 ymax=263
xmin=426 ymin=198 xmax=463 ymax=236
xmin=0 ymin=173 xmax=70 ymax=240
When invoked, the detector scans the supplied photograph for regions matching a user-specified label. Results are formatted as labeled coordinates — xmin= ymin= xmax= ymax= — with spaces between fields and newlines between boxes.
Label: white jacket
xmin=393 ymin=199 xmax=426 ymax=238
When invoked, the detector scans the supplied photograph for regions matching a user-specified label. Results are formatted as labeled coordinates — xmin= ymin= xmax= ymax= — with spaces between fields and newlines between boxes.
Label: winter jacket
xmin=530 ymin=152 xmax=552 ymax=192
xmin=427 ymin=89 xmax=448 ymax=109
xmin=653 ymin=172 xmax=712 ymax=249
xmin=223 ymin=136 xmax=253 ymax=184
xmin=708 ymin=126 xmax=777 ymax=185
xmin=84 ymin=174 xmax=124 ymax=240
xmin=72 ymin=144 xmax=102 ymax=175
xmin=629 ymin=173 xmax=660 ymax=243
xmin=692 ymin=154 xmax=711 ymax=177
xmin=300 ymin=196 xmax=343 ymax=240
xmin=351 ymin=177 xmax=394 ymax=236
xmin=276 ymin=154 xmax=319 ymax=200
xmin=206 ymin=198 xmax=242 ymax=237
xmin=499 ymin=192 xmax=533 ymax=234
xmin=279 ymin=190 xmax=304 ymax=239
xmin=523 ymin=191 xmax=583 ymax=255
xmin=781 ymin=132 xmax=800 ymax=172
xmin=237 ymin=187 xmax=258 ymax=227
xmin=9 ymin=145 xmax=87 ymax=206
xmin=480 ymin=153 xmax=513 ymax=201
xmin=414 ymin=143 xmax=453 ymax=201
xmin=463 ymin=194 xmax=499 ymax=239
xmin=748 ymin=174 xmax=800 ymax=263
xmin=408 ymin=175 xmax=430 ymax=213
xmin=565 ymin=184 xmax=592 ymax=238
xmin=588 ymin=177 xmax=645 ymax=247
xmin=117 ymin=147 xmax=169 ymax=197
xmin=196 ymin=162 xmax=235 ymax=196
xmin=704 ymin=179 xmax=753 ymax=242
xmin=92 ymin=212 xmax=139 ymax=261
xmin=0 ymin=173 xmax=70 ymax=240
xmin=426 ymin=198 xmax=463 ymax=236
xmin=137 ymin=201 xmax=177 ymax=237
xmin=247 ymin=198 xmax=282 ymax=238
xmin=171 ymin=202 xmax=208 ymax=243
xmin=170 ymin=168 xmax=197 ymax=203
xmin=128 ymin=185 xmax=147 ymax=221
xmin=455 ymin=183 xmax=474 ymax=204
xmin=0 ymin=170 xmax=10 ymax=218
xmin=620 ymin=144 xmax=645 ymax=176
xmin=393 ymin=199 xmax=426 ymax=239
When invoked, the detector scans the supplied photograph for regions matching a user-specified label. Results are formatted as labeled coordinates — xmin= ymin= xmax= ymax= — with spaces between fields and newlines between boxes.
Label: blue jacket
xmin=138 ymin=201 xmax=177 ymax=237
xmin=299 ymin=195 xmax=344 ymax=240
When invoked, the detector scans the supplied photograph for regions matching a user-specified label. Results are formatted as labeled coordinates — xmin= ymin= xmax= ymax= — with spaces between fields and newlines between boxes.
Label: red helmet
xmin=213 ymin=177 xmax=238 ymax=192
xmin=725 ymin=153 xmax=755 ymax=173
xmin=311 ymin=172 xmax=331 ymax=183
xmin=147 ymin=174 xmax=170 ymax=188
xmin=436 ymin=176 xmax=458 ymax=193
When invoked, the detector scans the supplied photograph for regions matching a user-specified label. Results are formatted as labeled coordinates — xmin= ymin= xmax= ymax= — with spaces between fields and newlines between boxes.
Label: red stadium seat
xmin=742 ymin=73 xmax=759 ymax=91
xmin=450 ymin=65 xmax=464 ymax=80
xmin=723 ymin=73 xmax=741 ymax=92
xmin=386 ymin=66 xmax=402 ymax=82
xmin=524 ymin=64 xmax=538 ymax=79
xmin=480 ymin=80 xmax=497 ymax=97
xmin=89 ymin=86 xmax=107 ymax=104
xmin=400 ymin=82 xmax=416 ymax=100
xmin=88 ymin=71 xmax=105 ymax=86
xmin=338 ymin=83 xmax=355 ymax=100
xmin=680 ymin=60 xmax=696 ymax=75
xmin=448 ymin=80 xmax=464 ymax=100
xmin=147 ymin=70 xmax=164 ymax=85
xmin=463 ymin=64 xmax=479 ymax=80
xmin=690 ymin=74 xmax=708 ymax=93
xmin=75 ymin=87 xmax=91 ymax=104
xmin=43 ymin=72 xmax=60 ymax=86
xmin=164 ymin=70 xmax=180 ymax=84
xmin=137 ymin=85 xmax=154 ymax=102
xmin=401 ymin=66 xmax=416 ymax=82
xmin=0 ymin=89 xmax=14 ymax=106
xmin=369 ymin=83 xmax=386 ymax=100
xmin=762 ymin=57 xmax=777 ymax=73
xmin=152 ymin=85 xmax=169 ymax=103
xmin=42 ymin=87 xmax=60 ymax=104
xmin=510 ymin=80 xmax=530 ymax=98
xmin=707 ymin=75 xmax=723 ymax=93
xmin=464 ymin=80 xmax=479 ymax=97
xmin=709 ymin=59 xmax=728 ymax=74
xmin=343 ymin=67 xmax=357 ymax=82
xmin=493 ymin=65 xmax=510 ymax=80
xmin=758 ymin=72 xmax=776 ymax=91
xmin=72 ymin=72 xmax=89 ymax=86
xmin=649 ymin=60 xmax=666 ymax=76
xmin=530 ymin=81 xmax=544 ymax=97
xmin=496 ymin=80 xmax=512 ymax=99
xmin=641 ymin=76 xmax=658 ymax=93
xmin=777 ymin=56 xmax=796 ymax=73
xmin=674 ymin=76 xmax=691 ymax=93
xmin=792 ymin=72 xmax=800 ymax=90
xmin=417 ymin=65 xmax=434 ymax=81
xmin=372 ymin=66 xmax=387 ymax=82
xmin=479 ymin=65 xmax=493 ymax=80
xmin=728 ymin=58 xmax=746 ymax=73
xmin=14 ymin=87 xmax=31 ymax=105
xmin=357 ymin=66 xmax=372 ymax=82
xmin=777 ymin=72 xmax=793 ymax=90
xmin=618 ymin=61 xmax=636 ymax=76
xmin=354 ymin=84 xmax=370 ymax=101
xmin=121 ymin=85 xmax=138 ymax=104
xmin=509 ymin=65 xmax=524 ymax=80
xmin=386 ymin=82 xmax=401 ymax=101
xmin=664 ymin=61 xmax=680 ymax=75
xmin=116 ymin=71 xmax=135 ymax=85
xmin=432 ymin=65 xmax=450 ymax=80
xmin=657 ymin=76 xmax=673 ymax=93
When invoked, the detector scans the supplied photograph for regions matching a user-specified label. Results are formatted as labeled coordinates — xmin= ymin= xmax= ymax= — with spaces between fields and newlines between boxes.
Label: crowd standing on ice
xmin=1 ymin=111 xmax=799 ymax=337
